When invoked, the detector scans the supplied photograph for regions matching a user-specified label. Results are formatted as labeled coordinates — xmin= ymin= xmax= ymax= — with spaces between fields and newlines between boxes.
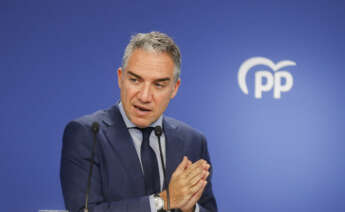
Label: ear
xmin=170 ymin=78 xmax=181 ymax=99
xmin=117 ymin=67 xmax=123 ymax=88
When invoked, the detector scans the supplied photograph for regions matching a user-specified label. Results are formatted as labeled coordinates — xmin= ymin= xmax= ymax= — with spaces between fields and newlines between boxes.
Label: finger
xmin=194 ymin=159 xmax=209 ymax=171
xmin=183 ymin=161 xmax=206 ymax=182
xmin=191 ymin=181 xmax=207 ymax=202
xmin=184 ymin=159 xmax=206 ymax=177
xmin=202 ymin=170 xmax=210 ymax=180
xmin=189 ymin=170 xmax=209 ymax=186
xmin=175 ymin=156 xmax=190 ymax=175
xmin=186 ymin=165 xmax=205 ymax=185
xmin=185 ymin=160 xmax=192 ymax=170
xmin=203 ymin=162 xmax=210 ymax=171
xmin=189 ymin=179 xmax=207 ymax=196
xmin=181 ymin=181 xmax=207 ymax=210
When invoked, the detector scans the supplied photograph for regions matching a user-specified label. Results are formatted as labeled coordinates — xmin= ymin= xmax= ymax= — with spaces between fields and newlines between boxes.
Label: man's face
xmin=118 ymin=49 xmax=180 ymax=128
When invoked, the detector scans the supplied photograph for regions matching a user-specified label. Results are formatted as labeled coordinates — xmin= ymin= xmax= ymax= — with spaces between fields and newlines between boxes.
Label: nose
xmin=138 ymin=83 xmax=152 ymax=103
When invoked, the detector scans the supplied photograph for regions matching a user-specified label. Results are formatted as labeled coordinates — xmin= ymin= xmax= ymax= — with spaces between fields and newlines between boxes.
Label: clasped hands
xmin=159 ymin=156 xmax=210 ymax=212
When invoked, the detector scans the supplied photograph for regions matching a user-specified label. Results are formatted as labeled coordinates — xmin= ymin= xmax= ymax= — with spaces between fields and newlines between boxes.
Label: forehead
xmin=125 ymin=49 xmax=175 ymax=78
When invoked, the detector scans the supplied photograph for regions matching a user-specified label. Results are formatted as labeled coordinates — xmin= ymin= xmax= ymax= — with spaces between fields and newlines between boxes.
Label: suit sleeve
xmin=60 ymin=121 xmax=151 ymax=212
xmin=197 ymin=135 xmax=218 ymax=212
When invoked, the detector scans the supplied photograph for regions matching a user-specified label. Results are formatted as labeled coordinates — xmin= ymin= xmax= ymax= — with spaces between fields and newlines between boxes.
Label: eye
xmin=155 ymin=82 xmax=165 ymax=88
xmin=129 ymin=78 xmax=138 ymax=83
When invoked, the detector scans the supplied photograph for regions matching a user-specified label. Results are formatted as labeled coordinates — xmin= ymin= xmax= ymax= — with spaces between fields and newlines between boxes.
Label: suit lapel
xmin=163 ymin=118 xmax=184 ymax=188
xmin=102 ymin=106 xmax=184 ymax=192
xmin=103 ymin=106 xmax=145 ymax=191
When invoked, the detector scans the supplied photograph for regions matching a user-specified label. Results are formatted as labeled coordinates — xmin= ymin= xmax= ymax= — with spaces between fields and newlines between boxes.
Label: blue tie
xmin=139 ymin=127 xmax=160 ymax=195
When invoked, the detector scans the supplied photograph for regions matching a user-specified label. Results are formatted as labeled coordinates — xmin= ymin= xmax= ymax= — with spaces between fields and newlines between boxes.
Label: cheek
xmin=122 ymin=84 xmax=136 ymax=101
xmin=155 ymin=92 xmax=173 ymax=109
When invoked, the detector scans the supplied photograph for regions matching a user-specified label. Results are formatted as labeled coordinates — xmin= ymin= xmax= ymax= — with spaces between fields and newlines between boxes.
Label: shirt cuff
xmin=194 ymin=203 xmax=200 ymax=212
xmin=149 ymin=194 xmax=156 ymax=212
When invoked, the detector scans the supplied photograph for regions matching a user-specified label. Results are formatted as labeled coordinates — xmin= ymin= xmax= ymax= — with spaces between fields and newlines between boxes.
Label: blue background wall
xmin=1 ymin=0 xmax=345 ymax=211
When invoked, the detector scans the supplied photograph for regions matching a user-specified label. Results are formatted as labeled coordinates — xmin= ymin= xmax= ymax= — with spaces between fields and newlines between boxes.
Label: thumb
xmin=175 ymin=156 xmax=189 ymax=174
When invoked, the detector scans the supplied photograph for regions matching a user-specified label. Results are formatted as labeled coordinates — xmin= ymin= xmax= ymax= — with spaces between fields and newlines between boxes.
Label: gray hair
xmin=122 ymin=31 xmax=181 ymax=81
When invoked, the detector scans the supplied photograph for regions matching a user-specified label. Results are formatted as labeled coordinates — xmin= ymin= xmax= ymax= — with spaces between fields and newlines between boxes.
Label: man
xmin=60 ymin=31 xmax=217 ymax=212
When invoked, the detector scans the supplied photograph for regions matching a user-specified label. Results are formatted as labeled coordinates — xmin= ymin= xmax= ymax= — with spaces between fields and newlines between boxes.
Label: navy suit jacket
xmin=60 ymin=105 xmax=217 ymax=212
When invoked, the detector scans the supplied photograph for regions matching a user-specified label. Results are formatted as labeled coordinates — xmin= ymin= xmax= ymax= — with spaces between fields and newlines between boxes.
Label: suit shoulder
xmin=74 ymin=110 xmax=106 ymax=126
xmin=164 ymin=116 xmax=206 ymax=140
xmin=69 ymin=106 xmax=115 ymax=128
xmin=62 ymin=106 xmax=116 ymax=148
xmin=63 ymin=108 xmax=105 ymax=139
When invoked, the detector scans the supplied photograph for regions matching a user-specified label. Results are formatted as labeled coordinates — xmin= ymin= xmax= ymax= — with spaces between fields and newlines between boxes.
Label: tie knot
xmin=138 ymin=127 xmax=154 ymax=144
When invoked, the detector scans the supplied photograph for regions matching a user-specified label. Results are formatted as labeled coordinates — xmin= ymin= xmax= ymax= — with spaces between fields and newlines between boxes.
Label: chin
xmin=132 ymin=119 xmax=151 ymax=128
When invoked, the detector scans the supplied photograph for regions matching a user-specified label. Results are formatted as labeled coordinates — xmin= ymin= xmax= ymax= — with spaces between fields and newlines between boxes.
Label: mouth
xmin=133 ymin=104 xmax=152 ymax=113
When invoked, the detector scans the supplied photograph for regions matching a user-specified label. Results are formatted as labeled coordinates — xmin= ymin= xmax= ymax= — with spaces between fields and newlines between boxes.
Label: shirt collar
xmin=118 ymin=102 xmax=163 ymax=129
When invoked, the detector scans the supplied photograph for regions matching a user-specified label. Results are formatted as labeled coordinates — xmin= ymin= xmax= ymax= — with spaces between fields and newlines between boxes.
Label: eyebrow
xmin=127 ymin=71 xmax=142 ymax=79
xmin=127 ymin=70 xmax=171 ymax=82
xmin=155 ymin=77 xmax=171 ymax=82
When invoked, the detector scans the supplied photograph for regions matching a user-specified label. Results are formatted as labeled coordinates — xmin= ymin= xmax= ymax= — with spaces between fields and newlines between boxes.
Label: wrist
xmin=158 ymin=190 xmax=168 ymax=210
xmin=182 ymin=205 xmax=195 ymax=212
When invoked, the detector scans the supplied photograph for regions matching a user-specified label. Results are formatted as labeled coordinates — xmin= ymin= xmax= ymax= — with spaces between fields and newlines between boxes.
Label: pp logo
xmin=238 ymin=57 xmax=296 ymax=99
